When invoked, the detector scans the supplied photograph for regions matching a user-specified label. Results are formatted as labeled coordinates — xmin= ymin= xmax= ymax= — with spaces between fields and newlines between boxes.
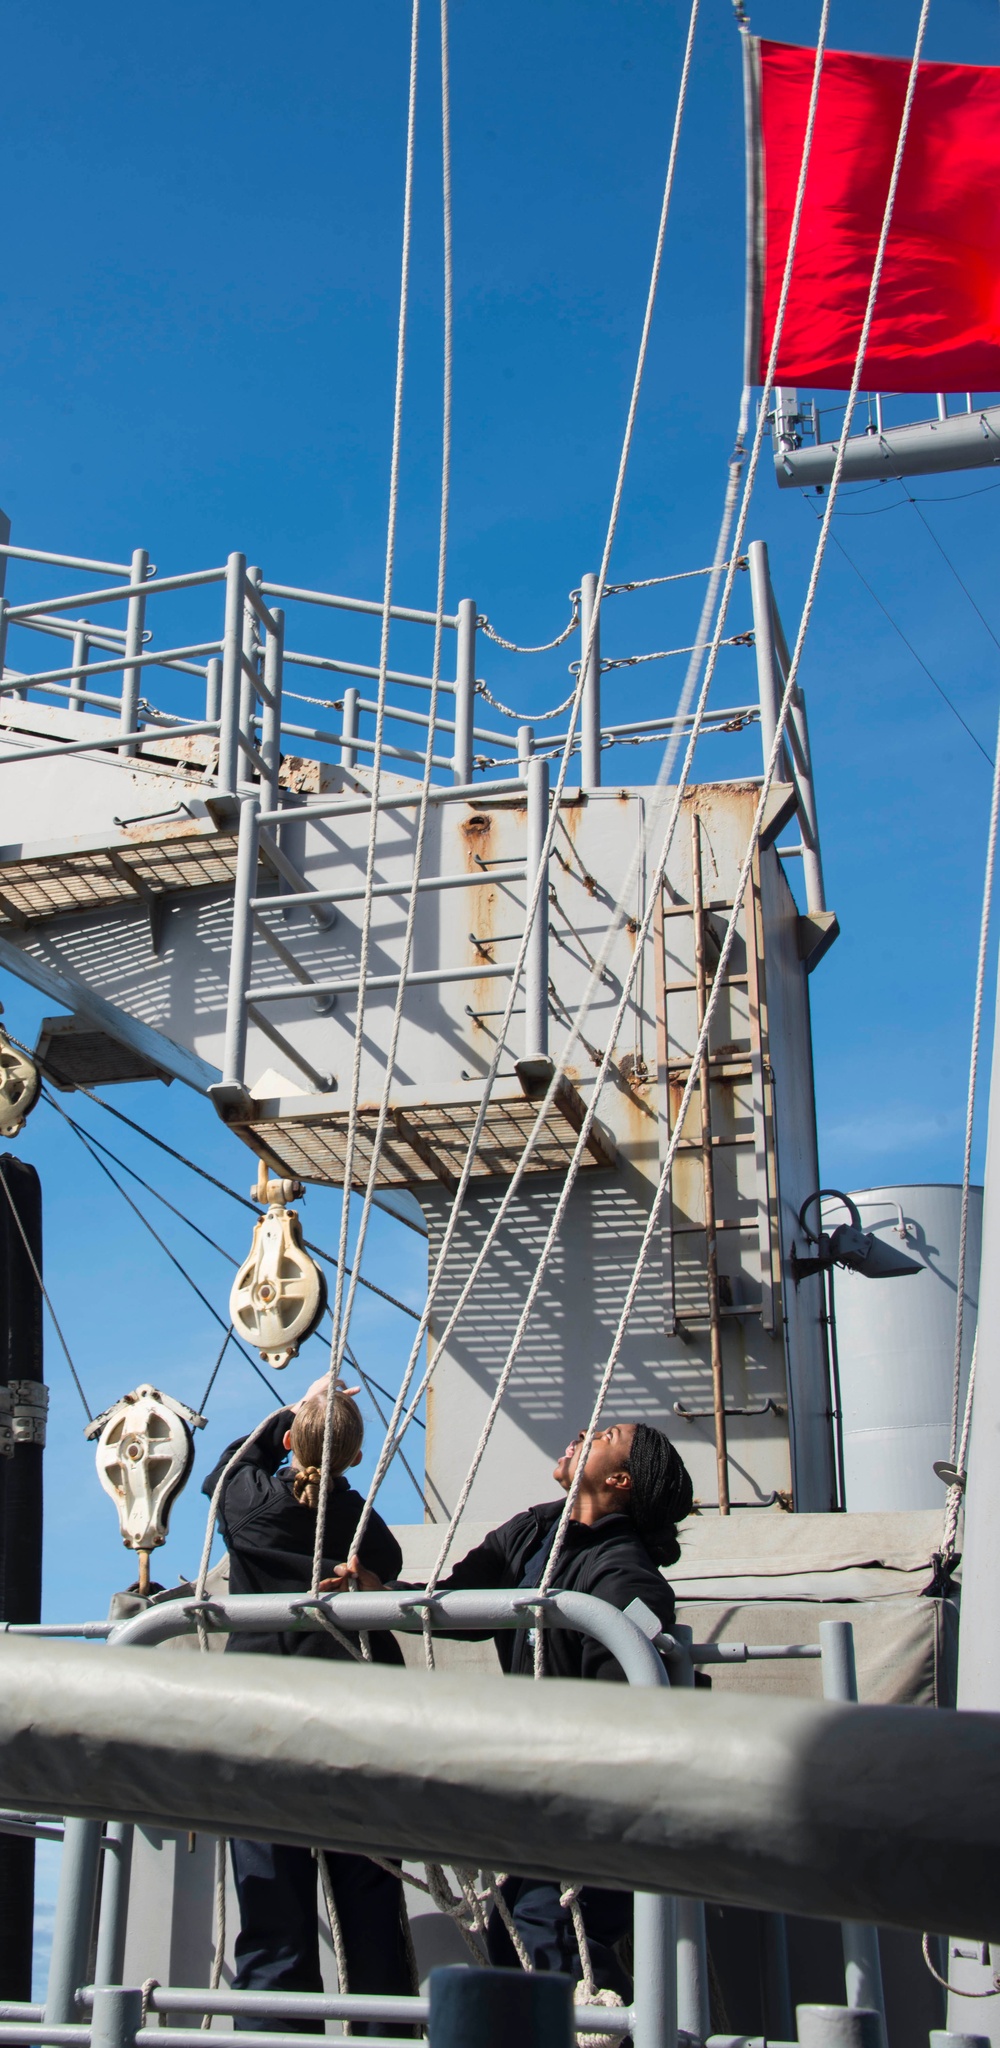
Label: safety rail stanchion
xmin=91 ymin=1989 xmax=142 ymax=2048
xmin=340 ymin=685 xmax=359 ymax=768
xmin=68 ymin=629 xmax=89 ymax=712
xmin=579 ymin=572 xmax=601 ymax=791
xmin=119 ymin=549 xmax=149 ymax=756
xmin=217 ymin=553 xmax=246 ymax=802
xmin=517 ymin=724 xmax=534 ymax=773
xmin=45 ymin=1819 xmax=104 ymax=2030
xmin=671 ymin=1625 xmax=711 ymax=2045
xmin=260 ymin=608 xmax=284 ymax=818
xmin=819 ymin=1622 xmax=886 ymax=2032
xmin=239 ymin=568 xmax=262 ymax=789
xmin=221 ymin=794 xmax=260 ymax=1091
xmin=453 ymin=599 xmax=476 ymax=784
xmin=205 ymin=657 xmax=222 ymax=728
xmin=786 ymin=689 xmax=826 ymax=913
xmin=524 ymin=753 xmax=550 ymax=1062
xmin=93 ymin=1824 xmax=134 ymax=1990
xmin=747 ymin=540 xmax=790 ymax=787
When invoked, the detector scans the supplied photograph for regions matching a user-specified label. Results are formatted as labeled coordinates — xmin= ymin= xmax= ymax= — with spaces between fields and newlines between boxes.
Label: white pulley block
xmin=86 ymin=1383 xmax=205 ymax=1555
xmin=0 ymin=1009 xmax=39 ymax=1138
xmin=229 ymin=1201 xmax=327 ymax=1369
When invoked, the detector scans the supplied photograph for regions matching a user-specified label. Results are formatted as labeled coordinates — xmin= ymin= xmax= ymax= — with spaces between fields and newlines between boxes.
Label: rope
xmin=478 ymin=599 xmax=579 ymax=655
xmin=313 ymin=0 xmax=456 ymax=1598
xmin=356 ymin=0 xmax=825 ymax=1535
xmin=0 ymin=1159 xmax=92 ymax=1420
xmin=317 ymin=1850 xmax=353 ymax=2029
xmin=603 ymin=565 xmax=724 ymax=595
xmin=475 ymin=678 xmax=577 ymax=722
xmin=315 ymin=0 xmax=423 ymax=1589
xmin=942 ymin=1334 xmax=979 ymax=1562
xmin=946 ymin=690 xmax=1000 ymax=1525
xmin=139 ymin=1981 xmax=159 ymax=2029
xmin=921 ymin=1929 xmax=998 ymax=1998
xmin=200 ymin=1838 xmax=227 ymax=2030
xmin=599 ymin=632 xmax=752 ymax=670
xmin=536 ymin=0 xmax=931 ymax=1589
xmin=349 ymin=0 xmax=704 ymax=1566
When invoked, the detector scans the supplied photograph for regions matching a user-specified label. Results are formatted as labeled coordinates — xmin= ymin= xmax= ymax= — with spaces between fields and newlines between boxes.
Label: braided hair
xmin=290 ymin=1391 xmax=364 ymax=1509
xmin=623 ymin=1423 xmax=694 ymax=1566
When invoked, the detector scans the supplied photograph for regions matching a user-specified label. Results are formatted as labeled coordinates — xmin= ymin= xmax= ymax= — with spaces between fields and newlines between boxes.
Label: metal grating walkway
xmin=222 ymin=1079 xmax=619 ymax=1191
xmin=0 ymin=828 xmax=240 ymax=928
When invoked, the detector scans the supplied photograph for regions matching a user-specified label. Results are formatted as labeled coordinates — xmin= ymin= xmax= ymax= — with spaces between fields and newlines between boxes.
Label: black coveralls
xmin=203 ymin=1410 xmax=412 ymax=2036
xmin=428 ymin=1500 xmax=677 ymax=1994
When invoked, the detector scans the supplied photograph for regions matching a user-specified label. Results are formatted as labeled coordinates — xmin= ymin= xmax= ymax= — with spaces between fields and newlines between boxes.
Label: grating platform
xmin=0 ymin=825 xmax=240 ymax=928
xmin=217 ymin=1072 xmax=619 ymax=1191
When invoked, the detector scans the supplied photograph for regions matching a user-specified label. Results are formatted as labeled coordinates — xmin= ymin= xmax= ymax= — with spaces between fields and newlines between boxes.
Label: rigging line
xmin=41 ymin=1090 xmax=245 ymax=1270
xmin=350 ymin=0 xmax=708 ymax=1565
xmin=945 ymin=691 xmax=1000 ymax=1540
xmin=323 ymin=0 xmax=422 ymax=1432
xmin=375 ymin=0 xmax=830 ymax=1542
xmin=812 ymin=512 xmax=994 ymax=765
xmin=0 ymin=1159 xmax=92 ymax=1421
xmin=68 ymin=1083 xmax=421 ymax=1319
xmin=536 ymin=0 xmax=937 ymax=1588
xmin=341 ymin=1337 xmax=433 ymax=1517
xmin=54 ymin=1104 xmax=278 ymax=1398
xmin=314 ymin=0 xmax=450 ymax=1596
xmin=475 ymin=679 xmax=577 ymax=723
xmin=478 ymin=601 xmax=579 ymax=655
xmin=603 ymin=566 xmax=720 ymax=594
xmin=905 ymin=491 xmax=1000 ymax=661
xmin=198 ymin=1326 xmax=235 ymax=1417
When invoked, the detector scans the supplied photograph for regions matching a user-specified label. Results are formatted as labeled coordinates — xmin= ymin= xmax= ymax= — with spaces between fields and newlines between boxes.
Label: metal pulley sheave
xmin=86 ymin=1383 xmax=206 ymax=1594
xmin=229 ymin=1166 xmax=327 ymax=1370
xmin=0 ymin=1004 xmax=39 ymax=1137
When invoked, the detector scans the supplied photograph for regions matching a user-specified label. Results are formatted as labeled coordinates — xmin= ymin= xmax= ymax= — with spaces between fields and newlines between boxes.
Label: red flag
xmin=745 ymin=39 xmax=1000 ymax=393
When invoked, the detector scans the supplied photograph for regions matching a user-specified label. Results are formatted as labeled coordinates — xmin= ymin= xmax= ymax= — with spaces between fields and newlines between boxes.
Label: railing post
xmin=524 ymin=753 xmax=550 ymax=1061
xmin=205 ymin=655 xmax=222 ymax=727
xmin=819 ymin=1622 xmax=887 ymax=2028
xmin=119 ymin=547 xmax=149 ymax=755
xmin=747 ymin=539 xmax=791 ymax=784
xmin=579 ymin=571 xmax=601 ymax=790
xmin=788 ymin=687 xmax=827 ymax=913
xmin=797 ymin=2007 xmax=885 ymax=2048
xmin=260 ymin=606 xmax=284 ymax=817
xmin=670 ymin=1629 xmax=710 ymax=2045
xmin=91 ymin=1985 xmax=143 ymax=2048
xmin=341 ymin=685 xmax=359 ymax=769
xmin=240 ymin=566 xmax=262 ymax=788
xmin=217 ymin=552 xmax=246 ymax=802
xmin=633 ymin=1893 xmax=677 ymax=2048
xmin=453 ymin=598 xmax=476 ymax=785
xmin=517 ymin=724 xmax=534 ymax=773
xmin=0 ymin=598 xmax=12 ymax=698
xmin=69 ymin=628 xmax=89 ymax=712
xmin=93 ymin=1822 xmax=134 ymax=1988
xmin=223 ymin=793 xmax=260 ymax=1091
xmin=44 ymin=1816 xmax=103 ymax=2024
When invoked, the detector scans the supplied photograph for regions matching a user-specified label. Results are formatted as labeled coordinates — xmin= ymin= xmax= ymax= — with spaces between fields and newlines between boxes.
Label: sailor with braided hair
xmin=328 ymin=1415 xmax=695 ymax=1998
xmin=203 ymin=1376 xmax=414 ymax=2036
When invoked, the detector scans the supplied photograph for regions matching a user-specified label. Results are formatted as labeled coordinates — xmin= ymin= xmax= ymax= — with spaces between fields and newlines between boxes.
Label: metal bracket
xmin=9 ymin=1377 xmax=49 ymax=1446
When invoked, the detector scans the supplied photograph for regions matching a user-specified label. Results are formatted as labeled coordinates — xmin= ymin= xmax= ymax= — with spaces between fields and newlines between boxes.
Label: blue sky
xmin=0 ymin=0 xmax=999 ymax=1641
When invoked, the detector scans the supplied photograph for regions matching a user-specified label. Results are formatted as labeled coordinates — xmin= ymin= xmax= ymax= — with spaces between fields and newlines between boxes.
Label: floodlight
xmin=791 ymin=1189 xmax=923 ymax=1284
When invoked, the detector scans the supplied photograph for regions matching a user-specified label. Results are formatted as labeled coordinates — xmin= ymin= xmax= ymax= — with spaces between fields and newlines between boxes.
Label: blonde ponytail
xmin=289 ymin=1391 xmax=364 ymax=1508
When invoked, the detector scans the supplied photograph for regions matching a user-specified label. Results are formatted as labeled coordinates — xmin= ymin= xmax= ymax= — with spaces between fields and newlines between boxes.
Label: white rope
xmin=199 ymin=1838 xmax=227 ymax=2030
xmin=604 ymin=565 xmax=723 ymax=595
xmin=537 ymin=0 xmax=933 ymax=1587
xmin=475 ymin=678 xmax=578 ymax=721
xmin=350 ymin=0 xmax=704 ymax=1566
xmin=391 ymin=0 xmax=831 ymax=1579
xmin=478 ymin=600 xmax=579 ymax=655
xmin=314 ymin=0 xmax=454 ymax=1557
xmin=313 ymin=0 xmax=423 ymax=1591
xmin=600 ymin=631 xmax=752 ymax=670
xmin=317 ymin=1850 xmax=353 ymax=2030
xmin=946 ymin=692 xmax=1000 ymax=1509
xmin=921 ymin=1928 xmax=998 ymax=1998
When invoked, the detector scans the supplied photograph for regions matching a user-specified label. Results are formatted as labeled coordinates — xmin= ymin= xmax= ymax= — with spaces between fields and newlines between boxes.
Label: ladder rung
xmin=663 ymin=974 xmax=749 ymax=993
xmin=671 ymin=1218 xmax=758 ymax=1234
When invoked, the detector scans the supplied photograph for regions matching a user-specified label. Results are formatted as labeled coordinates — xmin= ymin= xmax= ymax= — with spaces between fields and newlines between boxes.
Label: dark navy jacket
xmin=430 ymin=1500 xmax=676 ymax=1682
xmin=204 ymin=1407 xmax=403 ymax=1664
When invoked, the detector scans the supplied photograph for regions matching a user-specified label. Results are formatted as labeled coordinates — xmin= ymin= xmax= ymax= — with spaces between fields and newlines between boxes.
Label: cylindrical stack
xmin=0 ymin=1155 xmax=44 ymax=1999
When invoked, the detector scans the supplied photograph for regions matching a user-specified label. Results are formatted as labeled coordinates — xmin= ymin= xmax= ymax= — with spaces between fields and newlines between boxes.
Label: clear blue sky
xmin=0 ymin=0 xmax=997 ymax=1632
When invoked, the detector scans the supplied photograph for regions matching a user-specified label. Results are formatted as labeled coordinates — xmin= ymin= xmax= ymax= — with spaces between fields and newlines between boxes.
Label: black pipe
xmin=0 ymin=1155 xmax=44 ymax=2000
